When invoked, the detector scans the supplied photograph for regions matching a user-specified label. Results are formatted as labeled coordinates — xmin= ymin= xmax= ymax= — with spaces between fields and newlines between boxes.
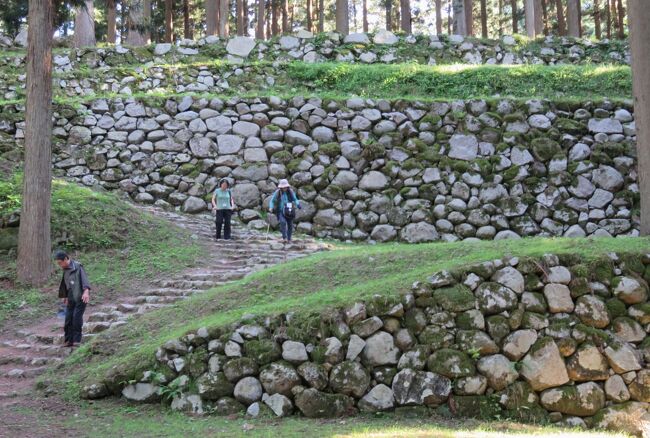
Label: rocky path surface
xmin=0 ymin=206 xmax=328 ymax=406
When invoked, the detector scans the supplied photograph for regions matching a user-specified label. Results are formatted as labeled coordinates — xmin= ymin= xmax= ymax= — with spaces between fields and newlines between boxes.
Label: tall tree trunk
xmin=107 ymin=0 xmax=117 ymax=43
xmin=19 ymin=0 xmax=54 ymax=286
xmin=534 ymin=0 xmax=543 ymax=34
xmin=182 ymin=0 xmax=192 ymax=39
xmin=524 ymin=0 xmax=535 ymax=36
xmin=616 ymin=0 xmax=624 ymax=38
xmin=306 ymin=0 xmax=313 ymax=32
xmin=121 ymin=1 xmax=127 ymax=41
xmin=271 ymin=0 xmax=279 ymax=35
xmin=566 ymin=0 xmax=579 ymax=36
xmin=256 ymin=0 xmax=265 ymax=37
xmin=511 ymin=0 xmax=518 ymax=33
xmin=318 ymin=0 xmax=324 ymax=31
xmin=352 ymin=0 xmax=357 ymax=31
xmin=282 ymin=0 xmax=289 ymax=32
xmin=127 ymin=0 xmax=150 ymax=45
xmin=465 ymin=0 xmax=473 ymax=36
xmin=453 ymin=0 xmax=467 ymax=34
xmin=448 ymin=0 xmax=452 ymax=33
xmin=541 ymin=0 xmax=548 ymax=35
xmin=435 ymin=0 xmax=442 ymax=33
xmin=480 ymin=0 xmax=487 ymax=37
xmin=385 ymin=0 xmax=392 ymax=31
xmin=219 ymin=0 xmax=229 ymax=36
xmin=629 ymin=0 xmax=650 ymax=234
xmin=206 ymin=0 xmax=218 ymax=35
xmin=336 ymin=0 xmax=349 ymax=34
xmin=236 ymin=0 xmax=244 ymax=35
xmin=363 ymin=0 xmax=368 ymax=32
xmin=555 ymin=0 xmax=565 ymax=35
xmin=498 ymin=0 xmax=503 ymax=35
xmin=244 ymin=0 xmax=249 ymax=32
xmin=606 ymin=0 xmax=612 ymax=38
xmin=165 ymin=0 xmax=174 ymax=42
xmin=594 ymin=0 xmax=601 ymax=39
xmin=400 ymin=0 xmax=411 ymax=33
xmin=74 ymin=0 xmax=96 ymax=47
xmin=266 ymin=0 xmax=271 ymax=36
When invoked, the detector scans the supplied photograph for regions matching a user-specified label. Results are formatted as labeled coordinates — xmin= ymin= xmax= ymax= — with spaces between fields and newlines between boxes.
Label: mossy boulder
xmin=531 ymin=137 xmax=562 ymax=162
xmin=427 ymin=349 xmax=476 ymax=379
xmin=433 ymin=285 xmax=476 ymax=312
xmin=223 ymin=357 xmax=259 ymax=382
xmin=540 ymin=382 xmax=606 ymax=416
xmin=244 ymin=339 xmax=282 ymax=365
xmin=293 ymin=387 xmax=356 ymax=418
xmin=196 ymin=372 xmax=234 ymax=400
xmin=186 ymin=348 xmax=208 ymax=378
xmin=450 ymin=395 xmax=502 ymax=419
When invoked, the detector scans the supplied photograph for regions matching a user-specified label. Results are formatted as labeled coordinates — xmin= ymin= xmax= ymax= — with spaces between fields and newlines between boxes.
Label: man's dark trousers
xmin=64 ymin=300 xmax=86 ymax=344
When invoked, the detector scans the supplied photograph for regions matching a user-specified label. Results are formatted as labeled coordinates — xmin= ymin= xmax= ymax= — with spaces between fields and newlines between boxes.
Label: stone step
xmin=0 ymin=355 xmax=61 ymax=367
xmin=141 ymin=288 xmax=197 ymax=297
xmin=134 ymin=295 xmax=185 ymax=304
xmin=88 ymin=310 xmax=126 ymax=322
xmin=1 ymin=366 xmax=49 ymax=379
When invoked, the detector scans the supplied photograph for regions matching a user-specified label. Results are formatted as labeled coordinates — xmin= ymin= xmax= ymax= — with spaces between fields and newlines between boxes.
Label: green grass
xmin=0 ymin=63 xmax=633 ymax=108
xmin=284 ymin=63 xmax=631 ymax=100
xmin=59 ymin=401 xmax=631 ymax=438
xmin=51 ymin=235 xmax=650 ymax=399
xmin=0 ymin=180 xmax=203 ymax=327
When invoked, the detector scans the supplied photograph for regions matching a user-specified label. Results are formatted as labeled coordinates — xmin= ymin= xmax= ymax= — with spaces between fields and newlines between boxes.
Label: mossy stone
xmin=451 ymin=395 xmax=502 ymax=419
xmin=486 ymin=315 xmax=510 ymax=344
xmin=531 ymin=137 xmax=562 ymax=162
xmin=427 ymin=348 xmax=476 ymax=379
xmin=606 ymin=298 xmax=627 ymax=319
xmin=186 ymin=347 xmax=208 ymax=378
xmin=433 ymin=285 xmax=476 ymax=312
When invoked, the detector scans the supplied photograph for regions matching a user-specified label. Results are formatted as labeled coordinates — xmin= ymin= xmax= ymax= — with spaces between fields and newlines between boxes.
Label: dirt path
xmin=0 ymin=207 xmax=328 ymax=436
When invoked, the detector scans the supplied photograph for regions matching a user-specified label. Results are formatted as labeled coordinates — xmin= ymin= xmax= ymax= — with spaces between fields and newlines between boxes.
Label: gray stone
xmin=391 ymin=369 xmax=451 ymax=406
xmin=233 ymin=377 xmax=263 ymax=405
xmin=448 ymin=134 xmax=478 ymax=161
xmin=359 ymin=171 xmax=389 ymax=191
xmin=588 ymin=118 xmax=623 ymax=134
xmin=543 ymin=283 xmax=574 ymax=313
xmin=181 ymin=196 xmax=206 ymax=213
xmin=282 ymin=340 xmax=308 ymax=363
xmin=520 ymin=337 xmax=570 ymax=391
xmin=477 ymin=354 xmax=518 ymax=390
xmin=358 ymin=384 xmax=394 ymax=412
xmin=502 ymin=330 xmax=538 ymax=361
xmin=263 ymin=393 xmax=294 ymax=417
xmin=122 ymin=383 xmax=161 ymax=402
xmin=400 ymin=222 xmax=439 ymax=243
xmin=226 ymin=36 xmax=256 ymax=57
xmin=217 ymin=134 xmax=244 ymax=154
xmin=361 ymin=331 xmax=400 ymax=366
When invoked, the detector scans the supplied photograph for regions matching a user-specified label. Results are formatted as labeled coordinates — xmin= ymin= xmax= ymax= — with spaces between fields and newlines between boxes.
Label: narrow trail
xmin=0 ymin=206 xmax=328 ymax=409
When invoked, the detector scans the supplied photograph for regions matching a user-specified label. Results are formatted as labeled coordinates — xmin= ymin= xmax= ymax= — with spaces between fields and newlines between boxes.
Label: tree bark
xmin=74 ymin=0 xmax=96 ymax=47
xmin=271 ymin=0 xmax=279 ymax=35
xmin=400 ymin=0 xmax=411 ymax=33
xmin=385 ymin=0 xmax=392 ymax=31
xmin=18 ymin=0 xmax=54 ymax=286
xmin=498 ymin=0 xmax=504 ymax=35
xmin=164 ymin=0 xmax=174 ymax=42
xmin=594 ymin=0 xmax=601 ymax=39
xmin=318 ymin=0 xmax=324 ymax=31
xmin=607 ymin=0 xmax=612 ymax=38
xmin=534 ymin=0 xmax=543 ymax=34
xmin=480 ymin=0 xmax=487 ymax=37
xmin=127 ymin=0 xmax=150 ymax=45
xmin=266 ymin=0 xmax=271 ymax=36
xmin=465 ymin=0 xmax=473 ymax=36
xmin=336 ymin=0 xmax=349 ymax=34
xmin=616 ymin=0 xmax=624 ymax=38
xmin=206 ymin=0 xmax=218 ymax=35
xmin=435 ymin=0 xmax=442 ymax=34
xmin=363 ymin=0 xmax=368 ymax=32
xmin=629 ymin=0 xmax=650 ymax=234
xmin=566 ymin=0 xmax=579 ymax=36
xmin=182 ymin=0 xmax=192 ymax=39
xmin=555 ymin=0 xmax=565 ymax=35
xmin=282 ymin=0 xmax=289 ymax=32
xmin=524 ymin=0 xmax=535 ymax=36
xmin=236 ymin=0 xmax=244 ymax=35
xmin=219 ymin=0 xmax=229 ymax=36
xmin=541 ymin=0 xmax=548 ymax=35
xmin=448 ymin=0 xmax=452 ymax=33
xmin=107 ymin=0 xmax=117 ymax=43
xmin=306 ymin=0 xmax=313 ymax=32
xmin=511 ymin=0 xmax=518 ymax=33
xmin=256 ymin=0 xmax=265 ymax=37
xmin=453 ymin=0 xmax=467 ymax=34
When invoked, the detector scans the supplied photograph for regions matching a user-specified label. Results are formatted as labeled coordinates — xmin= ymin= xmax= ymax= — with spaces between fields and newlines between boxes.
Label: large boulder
xmin=476 ymin=354 xmax=518 ymax=390
xmin=540 ymin=382 xmax=606 ymax=417
xmin=502 ymin=330 xmax=538 ymax=361
xmin=566 ymin=342 xmax=609 ymax=382
xmin=612 ymin=276 xmax=649 ymax=305
xmin=358 ymin=384 xmax=395 ymax=412
xmin=329 ymin=361 xmax=371 ymax=398
xmin=259 ymin=362 xmax=302 ymax=397
xmin=543 ymin=283 xmax=574 ymax=313
xmin=475 ymin=282 xmax=518 ymax=315
xmin=196 ymin=372 xmax=234 ymax=400
xmin=231 ymin=183 xmax=260 ymax=209
xmin=427 ymin=349 xmax=475 ymax=379
xmin=519 ymin=337 xmax=570 ymax=391
xmin=233 ymin=377 xmax=263 ymax=405
xmin=361 ymin=331 xmax=400 ymax=366
xmin=226 ymin=36 xmax=256 ymax=57
xmin=391 ymin=369 xmax=451 ymax=406
xmin=593 ymin=402 xmax=650 ymax=438
xmin=122 ymin=383 xmax=161 ymax=403
xmin=448 ymin=134 xmax=478 ymax=161
xmin=400 ymin=222 xmax=439 ymax=243
xmin=293 ymin=387 xmax=356 ymax=418
xmin=359 ymin=171 xmax=389 ymax=191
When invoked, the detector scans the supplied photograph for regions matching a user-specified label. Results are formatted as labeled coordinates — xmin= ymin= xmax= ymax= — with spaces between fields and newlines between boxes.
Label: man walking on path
xmin=269 ymin=179 xmax=301 ymax=243
xmin=55 ymin=250 xmax=91 ymax=347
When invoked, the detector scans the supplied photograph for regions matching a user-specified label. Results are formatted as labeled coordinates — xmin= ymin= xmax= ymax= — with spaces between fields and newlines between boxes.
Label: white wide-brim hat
xmin=278 ymin=179 xmax=290 ymax=188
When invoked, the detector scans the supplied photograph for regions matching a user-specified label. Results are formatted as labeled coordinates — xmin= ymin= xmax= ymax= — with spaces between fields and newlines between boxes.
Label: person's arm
xmin=292 ymin=191 xmax=301 ymax=209
xmin=229 ymin=190 xmax=235 ymax=209
xmin=268 ymin=191 xmax=276 ymax=212
xmin=211 ymin=192 xmax=217 ymax=211
xmin=79 ymin=265 xmax=91 ymax=304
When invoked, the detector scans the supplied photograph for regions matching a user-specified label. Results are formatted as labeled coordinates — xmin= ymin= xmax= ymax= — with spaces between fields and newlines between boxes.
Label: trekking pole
xmin=265 ymin=214 xmax=271 ymax=241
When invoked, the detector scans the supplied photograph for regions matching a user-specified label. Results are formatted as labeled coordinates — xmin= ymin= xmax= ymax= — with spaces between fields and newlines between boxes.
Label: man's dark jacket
xmin=58 ymin=260 xmax=91 ymax=303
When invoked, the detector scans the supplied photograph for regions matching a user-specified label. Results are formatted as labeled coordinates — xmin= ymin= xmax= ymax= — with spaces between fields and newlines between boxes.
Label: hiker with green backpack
xmin=269 ymin=179 xmax=301 ymax=243
xmin=211 ymin=179 xmax=236 ymax=240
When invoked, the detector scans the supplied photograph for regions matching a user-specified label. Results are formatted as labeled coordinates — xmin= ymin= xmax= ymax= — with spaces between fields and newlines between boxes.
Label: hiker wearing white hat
xmin=269 ymin=179 xmax=301 ymax=243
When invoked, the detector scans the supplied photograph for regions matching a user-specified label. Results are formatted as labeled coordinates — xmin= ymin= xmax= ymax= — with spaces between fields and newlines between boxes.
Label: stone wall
xmin=85 ymin=252 xmax=650 ymax=436
xmin=0 ymin=95 xmax=639 ymax=242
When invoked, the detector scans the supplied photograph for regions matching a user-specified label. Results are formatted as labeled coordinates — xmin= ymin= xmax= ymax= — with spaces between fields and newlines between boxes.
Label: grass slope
xmin=54 ymin=235 xmax=650 ymax=399
xmin=0 ymin=180 xmax=203 ymax=327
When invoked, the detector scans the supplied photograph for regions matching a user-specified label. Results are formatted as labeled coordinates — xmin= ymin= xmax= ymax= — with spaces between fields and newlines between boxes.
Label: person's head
xmin=219 ymin=179 xmax=230 ymax=190
xmin=54 ymin=250 xmax=71 ymax=269
xmin=278 ymin=179 xmax=290 ymax=191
